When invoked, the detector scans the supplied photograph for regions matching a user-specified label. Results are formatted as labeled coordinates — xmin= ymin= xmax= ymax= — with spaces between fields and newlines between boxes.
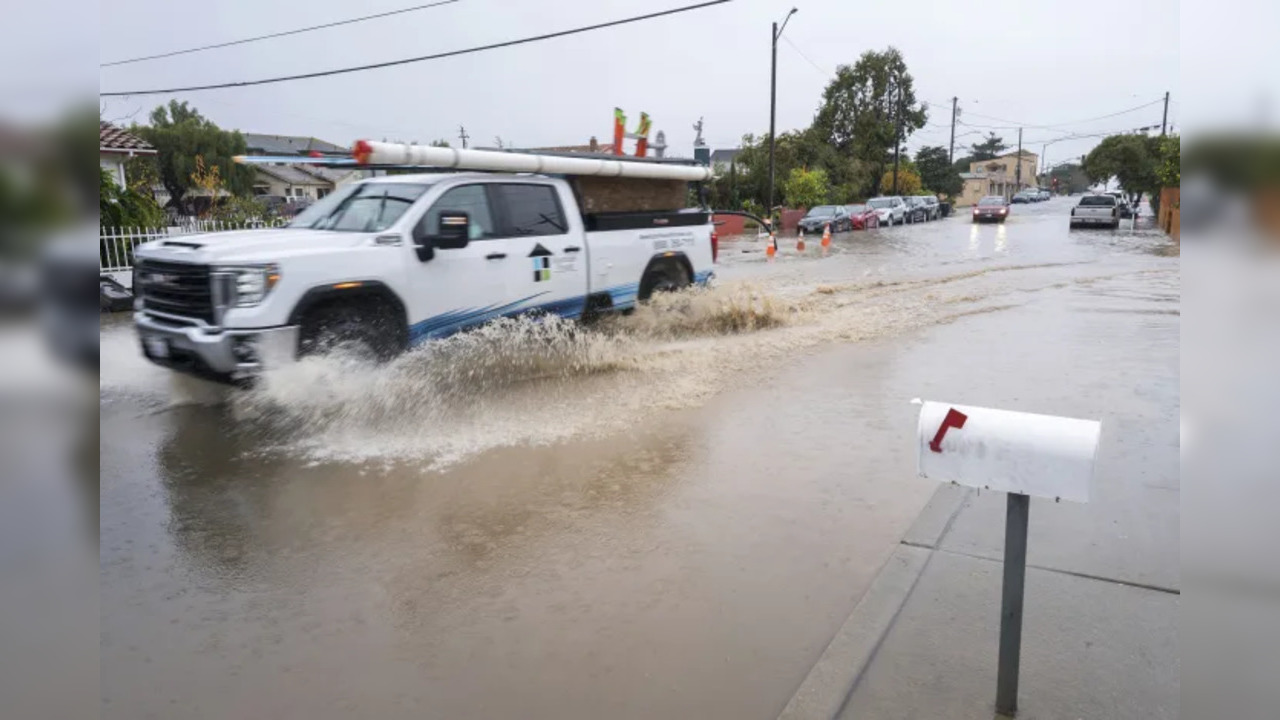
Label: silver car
xmin=868 ymin=196 xmax=906 ymax=226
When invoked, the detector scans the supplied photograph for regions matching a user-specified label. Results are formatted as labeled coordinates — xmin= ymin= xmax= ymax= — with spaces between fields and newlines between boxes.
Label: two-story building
xmin=955 ymin=150 xmax=1038 ymax=206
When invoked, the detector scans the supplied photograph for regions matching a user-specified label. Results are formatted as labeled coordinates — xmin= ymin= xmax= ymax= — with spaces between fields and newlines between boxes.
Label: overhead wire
xmin=102 ymin=0 xmax=463 ymax=67
xmin=101 ymin=0 xmax=733 ymax=96
xmin=957 ymin=98 xmax=1165 ymax=131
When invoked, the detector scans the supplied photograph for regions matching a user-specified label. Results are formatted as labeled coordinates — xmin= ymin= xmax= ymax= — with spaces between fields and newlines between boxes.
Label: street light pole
xmin=767 ymin=8 xmax=797 ymax=225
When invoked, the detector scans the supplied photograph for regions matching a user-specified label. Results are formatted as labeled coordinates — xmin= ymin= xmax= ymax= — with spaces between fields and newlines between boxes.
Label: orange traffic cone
xmin=766 ymin=232 xmax=776 ymax=259
xmin=821 ymin=223 xmax=832 ymax=248
xmin=796 ymin=228 xmax=806 ymax=252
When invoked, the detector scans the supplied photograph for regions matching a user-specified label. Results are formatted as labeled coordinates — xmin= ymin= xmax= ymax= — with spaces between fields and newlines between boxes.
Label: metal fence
xmin=100 ymin=218 xmax=286 ymax=276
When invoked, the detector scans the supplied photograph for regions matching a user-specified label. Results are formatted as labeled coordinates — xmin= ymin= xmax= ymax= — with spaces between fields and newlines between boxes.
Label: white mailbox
xmin=915 ymin=400 xmax=1101 ymax=503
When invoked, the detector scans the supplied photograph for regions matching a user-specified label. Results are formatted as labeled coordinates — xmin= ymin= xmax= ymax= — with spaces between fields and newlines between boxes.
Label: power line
xmin=101 ymin=0 xmax=463 ymax=68
xmin=959 ymin=98 xmax=1165 ymax=131
xmin=781 ymin=36 xmax=832 ymax=78
xmin=101 ymin=0 xmax=733 ymax=96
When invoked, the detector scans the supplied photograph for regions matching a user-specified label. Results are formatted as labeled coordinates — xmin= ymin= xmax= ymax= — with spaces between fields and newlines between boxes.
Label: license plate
xmin=144 ymin=336 xmax=170 ymax=359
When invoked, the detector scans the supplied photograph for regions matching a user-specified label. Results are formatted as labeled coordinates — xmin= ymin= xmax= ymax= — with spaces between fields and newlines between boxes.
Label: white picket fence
xmin=100 ymin=218 xmax=286 ymax=282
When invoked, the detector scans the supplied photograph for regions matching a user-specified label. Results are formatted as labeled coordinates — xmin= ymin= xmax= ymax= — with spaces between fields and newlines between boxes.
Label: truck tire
xmin=298 ymin=298 xmax=402 ymax=362
xmin=638 ymin=260 xmax=691 ymax=302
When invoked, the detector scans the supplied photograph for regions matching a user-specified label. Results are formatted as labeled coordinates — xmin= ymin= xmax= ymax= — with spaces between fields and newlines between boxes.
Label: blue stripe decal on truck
xmin=407 ymin=273 xmax=702 ymax=346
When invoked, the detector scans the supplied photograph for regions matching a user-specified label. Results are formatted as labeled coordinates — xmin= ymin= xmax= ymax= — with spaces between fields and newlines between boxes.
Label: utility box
xmin=915 ymin=401 xmax=1101 ymax=503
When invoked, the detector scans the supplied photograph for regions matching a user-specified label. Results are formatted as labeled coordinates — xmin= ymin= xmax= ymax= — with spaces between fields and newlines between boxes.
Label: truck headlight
xmin=215 ymin=264 xmax=280 ymax=307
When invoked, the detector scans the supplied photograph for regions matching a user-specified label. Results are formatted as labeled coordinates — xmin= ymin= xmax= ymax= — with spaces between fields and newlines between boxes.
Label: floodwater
xmin=99 ymin=198 xmax=1178 ymax=719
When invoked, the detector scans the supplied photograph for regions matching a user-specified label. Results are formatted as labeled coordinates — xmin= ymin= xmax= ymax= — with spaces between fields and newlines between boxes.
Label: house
xmin=100 ymin=122 xmax=156 ymax=190
xmin=955 ymin=150 xmax=1039 ymax=206
xmin=242 ymin=133 xmax=347 ymax=156
xmin=710 ymin=148 xmax=741 ymax=167
xmin=242 ymin=132 xmax=364 ymax=201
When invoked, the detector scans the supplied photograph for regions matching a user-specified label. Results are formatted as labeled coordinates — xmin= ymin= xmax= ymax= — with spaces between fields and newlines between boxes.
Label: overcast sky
xmin=95 ymin=0 xmax=1185 ymax=169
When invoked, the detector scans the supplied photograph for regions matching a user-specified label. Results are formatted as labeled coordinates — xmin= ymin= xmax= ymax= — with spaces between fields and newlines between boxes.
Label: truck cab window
xmin=422 ymin=185 xmax=496 ymax=240
xmin=495 ymin=184 xmax=567 ymax=236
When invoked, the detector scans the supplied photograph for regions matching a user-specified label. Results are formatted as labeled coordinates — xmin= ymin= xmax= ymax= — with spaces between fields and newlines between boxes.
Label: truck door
xmin=489 ymin=182 xmax=589 ymax=319
xmin=404 ymin=184 xmax=509 ymax=343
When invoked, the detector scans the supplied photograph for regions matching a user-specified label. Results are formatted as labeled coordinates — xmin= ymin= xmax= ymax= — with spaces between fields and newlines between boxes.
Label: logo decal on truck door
xmin=532 ymin=257 xmax=551 ymax=282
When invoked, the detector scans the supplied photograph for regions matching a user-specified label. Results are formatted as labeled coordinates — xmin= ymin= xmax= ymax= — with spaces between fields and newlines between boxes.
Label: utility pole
xmin=892 ymin=81 xmax=903 ymax=193
xmin=948 ymin=96 xmax=958 ymax=164
xmin=1161 ymin=91 xmax=1170 ymax=136
xmin=458 ymin=125 xmax=470 ymax=149
xmin=1015 ymin=127 xmax=1023 ymax=190
xmin=767 ymin=9 xmax=797 ymax=223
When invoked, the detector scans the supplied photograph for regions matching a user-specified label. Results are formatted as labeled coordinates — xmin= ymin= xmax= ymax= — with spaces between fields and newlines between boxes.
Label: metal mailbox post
xmin=915 ymin=400 xmax=1101 ymax=717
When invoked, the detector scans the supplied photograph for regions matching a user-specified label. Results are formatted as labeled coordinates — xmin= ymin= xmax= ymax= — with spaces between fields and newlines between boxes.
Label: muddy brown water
xmin=99 ymin=199 xmax=1178 ymax=719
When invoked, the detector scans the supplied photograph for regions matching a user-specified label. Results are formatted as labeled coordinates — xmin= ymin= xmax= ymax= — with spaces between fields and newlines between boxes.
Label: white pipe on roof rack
xmin=353 ymin=140 xmax=713 ymax=181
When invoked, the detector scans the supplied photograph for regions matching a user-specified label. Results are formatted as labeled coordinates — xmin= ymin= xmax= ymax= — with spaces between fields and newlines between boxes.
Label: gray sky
xmin=97 ymin=0 xmax=1183 ymax=169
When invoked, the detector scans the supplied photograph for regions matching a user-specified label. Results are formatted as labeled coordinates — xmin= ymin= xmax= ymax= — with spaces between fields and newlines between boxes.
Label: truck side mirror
xmin=410 ymin=223 xmax=435 ymax=262
xmin=434 ymin=211 xmax=471 ymax=249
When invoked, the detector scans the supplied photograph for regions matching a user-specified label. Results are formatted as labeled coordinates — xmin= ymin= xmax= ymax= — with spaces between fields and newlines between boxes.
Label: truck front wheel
xmin=298 ymin=298 xmax=403 ymax=362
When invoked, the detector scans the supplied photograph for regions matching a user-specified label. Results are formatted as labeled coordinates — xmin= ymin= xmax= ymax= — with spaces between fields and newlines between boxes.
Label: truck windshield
xmin=288 ymin=182 xmax=430 ymax=232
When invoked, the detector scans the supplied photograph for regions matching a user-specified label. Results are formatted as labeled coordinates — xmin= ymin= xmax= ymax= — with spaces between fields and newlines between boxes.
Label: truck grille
xmin=135 ymin=259 xmax=215 ymax=323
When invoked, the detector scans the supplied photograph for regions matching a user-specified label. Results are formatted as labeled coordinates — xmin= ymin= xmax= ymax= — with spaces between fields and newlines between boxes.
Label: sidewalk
xmin=778 ymin=275 xmax=1180 ymax=719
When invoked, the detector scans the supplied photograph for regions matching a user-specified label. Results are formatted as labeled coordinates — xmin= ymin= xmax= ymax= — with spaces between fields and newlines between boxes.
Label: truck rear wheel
xmin=638 ymin=261 xmax=691 ymax=302
xmin=298 ymin=299 xmax=402 ymax=362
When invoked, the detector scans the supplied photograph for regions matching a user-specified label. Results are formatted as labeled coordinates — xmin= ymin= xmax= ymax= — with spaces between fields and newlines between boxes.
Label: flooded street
xmin=100 ymin=198 xmax=1178 ymax=719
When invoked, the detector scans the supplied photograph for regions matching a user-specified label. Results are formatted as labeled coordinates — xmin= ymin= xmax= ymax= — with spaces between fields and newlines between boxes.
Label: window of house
xmin=494 ymin=184 xmax=567 ymax=236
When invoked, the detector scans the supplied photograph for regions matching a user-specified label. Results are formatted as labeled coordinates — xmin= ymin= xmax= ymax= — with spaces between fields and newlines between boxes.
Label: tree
xmin=880 ymin=167 xmax=922 ymax=195
xmin=1156 ymin=134 xmax=1179 ymax=188
xmin=970 ymin=132 xmax=1008 ymax=161
xmin=131 ymin=101 xmax=255 ymax=210
xmin=429 ymin=139 xmax=451 ymax=148
xmin=782 ymin=167 xmax=830 ymax=209
xmin=810 ymin=47 xmax=929 ymax=197
xmin=915 ymin=145 xmax=962 ymax=197
xmin=99 ymin=167 xmax=165 ymax=228
xmin=1083 ymin=134 xmax=1160 ymax=203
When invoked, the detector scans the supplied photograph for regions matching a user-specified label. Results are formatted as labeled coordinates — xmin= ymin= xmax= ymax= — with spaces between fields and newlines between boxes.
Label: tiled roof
xmin=243 ymin=133 xmax=346 ymax=155
xmin=253 ymin=164 xmax=331 ymax=185
xmin=100 ymin=122 xmax=155 ymax=154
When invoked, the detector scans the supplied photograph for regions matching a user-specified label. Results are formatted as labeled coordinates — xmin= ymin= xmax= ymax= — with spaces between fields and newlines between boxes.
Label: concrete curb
xmin=775 ymin=544 xmax=930 ymax=720
xmin=776 ymin=485 xmax=973 ymax=720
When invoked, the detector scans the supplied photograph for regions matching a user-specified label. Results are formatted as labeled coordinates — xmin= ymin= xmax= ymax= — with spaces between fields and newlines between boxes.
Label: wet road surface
xmin=100 ymin=198 xmax=1178 ymax=719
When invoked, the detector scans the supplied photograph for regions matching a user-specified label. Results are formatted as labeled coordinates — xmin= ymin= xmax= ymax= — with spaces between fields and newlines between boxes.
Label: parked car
xmin=1068 ymin=193 xmax=1120 ymax=229
xmin=868 ymin=196 xmax=906 ymax=226
xmin=1038 ymin=189 xmax=1051 ymax=201
xmin=913 ymin=195 xmax=941 ymax=220
xmin=1011 ymin=191 xmax=1034 ymax=204
xmin=843 ymin=203 xmax=879 ymax=230
xmin=972 ymin=195 xmax=1010 ymax=223
xmin=901 ymin=197 xmax=927 ymax=223
xmin=798 ymin=205 xmax=852 ymax=234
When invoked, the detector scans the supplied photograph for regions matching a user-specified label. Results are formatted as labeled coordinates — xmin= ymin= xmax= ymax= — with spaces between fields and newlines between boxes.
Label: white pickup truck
xmin=132 ymin=171 xmax=716 ymax=383
xmin=1068 ymin=194 xmax=1121 ymax=229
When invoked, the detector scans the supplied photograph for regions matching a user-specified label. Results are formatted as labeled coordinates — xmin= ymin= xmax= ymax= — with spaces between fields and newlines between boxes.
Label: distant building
xmin=711 ymin=147 xmax=742 ymax=167
xmin=242 ymin=133 xmax=347 ymax=156
xmin=955 ymin=150 xmax=1038 ymax=206
xmin=241 ymin=132 xmax=363 ymax=201
xmin=100 ymin=122 xmax=156 ymax=190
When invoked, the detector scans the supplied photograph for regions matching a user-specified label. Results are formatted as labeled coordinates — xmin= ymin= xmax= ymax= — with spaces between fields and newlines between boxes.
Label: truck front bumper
xmin=135 ymin=312 xmax=299 ymax=383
